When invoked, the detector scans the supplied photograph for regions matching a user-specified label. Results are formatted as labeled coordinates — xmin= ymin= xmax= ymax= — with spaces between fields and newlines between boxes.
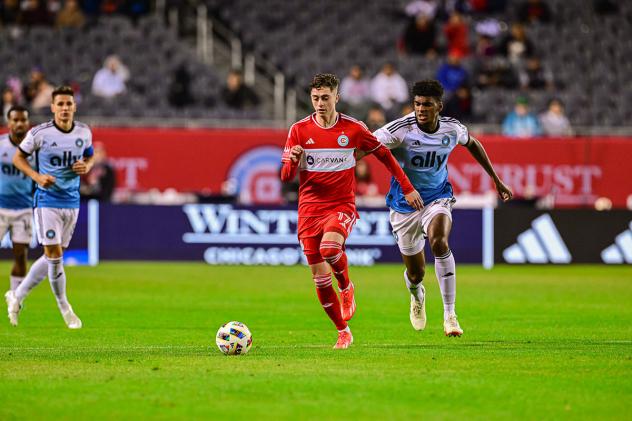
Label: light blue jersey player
xmin=373 ymin=80 xmax=513 ymax=337
xmin=6 ymin=86 xmax=94 ymax=329
xmin=0 ymin=106 xmax=34 ymax=294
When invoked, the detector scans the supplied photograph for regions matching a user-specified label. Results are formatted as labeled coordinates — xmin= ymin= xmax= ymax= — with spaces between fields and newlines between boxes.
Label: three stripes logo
xmin=306 ymin=138 xmax=315 ymax=145
xmin=601 ymin=222 xmax=632 ymax=264
xmin=503 ymin=214 xmax=572 ymax=264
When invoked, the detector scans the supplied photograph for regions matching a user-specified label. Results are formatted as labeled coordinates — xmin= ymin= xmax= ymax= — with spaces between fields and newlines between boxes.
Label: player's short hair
xmin=51 ymin=85 xmax=75 ymax=100
xmin=310 ymin=73 xmax=339 ymax=92
xmin=6 ymin=105 xmax=29 ymax=119
xmin=411 ymin=80 xmax=444 ymax=101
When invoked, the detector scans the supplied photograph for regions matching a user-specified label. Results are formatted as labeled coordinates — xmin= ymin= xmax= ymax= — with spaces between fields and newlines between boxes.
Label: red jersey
xmin=281 ymin=113 xmax=414 ymax=217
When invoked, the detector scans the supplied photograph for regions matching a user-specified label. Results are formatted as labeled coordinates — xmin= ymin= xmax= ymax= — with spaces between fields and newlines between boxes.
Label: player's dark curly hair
xmin=411 ymin=80 xmax=444 ymax=100
xmin=6 ymin=105 xmax=28 ymax=119
xmin=310 ymin=73 xmax=339 ymax=92
xmin=52 ymin=85 xmax=75 ymax=100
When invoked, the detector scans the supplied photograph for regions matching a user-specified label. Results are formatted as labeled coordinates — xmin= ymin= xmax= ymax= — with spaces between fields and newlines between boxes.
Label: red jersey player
xmin=280 ymin=74 xmax=423 ymax=349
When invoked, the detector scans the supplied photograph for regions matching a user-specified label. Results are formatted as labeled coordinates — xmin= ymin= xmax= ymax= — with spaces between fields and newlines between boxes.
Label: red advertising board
xmin=87 ymin=129 xmax=632 ymax=208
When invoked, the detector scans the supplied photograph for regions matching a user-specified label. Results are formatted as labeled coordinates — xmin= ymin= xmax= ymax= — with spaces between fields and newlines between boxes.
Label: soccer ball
xmin=215 ymin=321 xmax=253 ymax=355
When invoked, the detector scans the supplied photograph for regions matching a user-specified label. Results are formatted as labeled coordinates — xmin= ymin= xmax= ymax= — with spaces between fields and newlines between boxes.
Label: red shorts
xmin=298 ymin=204 xmax=357 ymax=265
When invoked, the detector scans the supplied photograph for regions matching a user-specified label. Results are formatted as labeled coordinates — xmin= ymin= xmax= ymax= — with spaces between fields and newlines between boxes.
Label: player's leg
xmin=319 ymin=211 xmax=357 ymax=321
xmin=9 ymin=243 xmax=28 ymax=292
xmin=426 ymin=211 xmax=462 ymax=337
xmin=308 ymin=260 xmax=352 ymax=349
xmin=390 ymin=209 xmax=427 ymax=330
xmin=44 ymin=208 xmax=81 ymax=329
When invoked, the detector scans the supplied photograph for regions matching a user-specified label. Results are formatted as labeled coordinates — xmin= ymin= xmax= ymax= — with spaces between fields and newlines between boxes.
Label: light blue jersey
xmin=19 ymin=121 xmax=93 ymax=209
xmin=374 ymin=113 xmax=469 ymax=213
xmin=0 ymin=134 xmax=34 ymax=209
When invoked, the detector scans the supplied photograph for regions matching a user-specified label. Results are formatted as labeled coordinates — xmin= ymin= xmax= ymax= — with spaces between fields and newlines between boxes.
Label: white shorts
xmin=0 ymin=208 xmax=33 ymax=244
xmin=34 ymin=207 xmax=79 ymax=248
xmin=389 ymin=197 xmax=456 ymax=256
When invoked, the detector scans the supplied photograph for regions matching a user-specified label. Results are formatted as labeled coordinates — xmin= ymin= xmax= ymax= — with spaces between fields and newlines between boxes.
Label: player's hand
xmin=72 ymin=160 xmax=90 ymax=175
xmin=405 ymin=190 xmax=424 ymax=210
xmin=35 ymin=174 xmax=55 ymax=188
xmin=496 ymin=180 xmax=513 ymax=202
xmin=289 ymin=145 xmax=304 ymax=163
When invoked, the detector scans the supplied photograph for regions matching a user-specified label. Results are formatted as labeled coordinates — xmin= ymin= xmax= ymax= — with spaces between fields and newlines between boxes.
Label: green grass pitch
xmin=0 ymin=262 xmax=630 ymax=419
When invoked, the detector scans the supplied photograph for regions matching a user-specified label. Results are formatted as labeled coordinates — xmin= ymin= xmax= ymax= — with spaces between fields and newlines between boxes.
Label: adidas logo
xmin=412 ymin=140 xmax=421 ymax=146
xmin=601 ymin=222 xmax=632 ymax=264
xmin=503 ymin=214 xmax=571 ymax=264
xmin=306 ymin=138 xmax=315 ymax=145
xmin=2 ymin=153 xmax=7 ymax=157
xmin=51 ymin=142 xmax=58 ymax=147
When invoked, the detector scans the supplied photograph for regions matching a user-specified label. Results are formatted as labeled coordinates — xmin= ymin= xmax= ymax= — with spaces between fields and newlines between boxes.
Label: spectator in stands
xmin=23 ymin=67 xmax=54 ymax=111
xmin=539 ymin=98 xmax=573 ymax=137
xmin=168 ymin=63 xmax=194 ymax=108
xmin=18 ymin=0 xmax=52 ymax=26
xmin=443 ymin=11 xmax=469 ymax=57
xmin=92 ymin=55 xmax=129 ymax=99
xmin=340 ymin=65 xmax=371 ymax=118
xmin=220 ymin=69 xmax=260 ymax=110
xmin=516 ymin=0 xmax=552 ymax=24
xmin=80 ymin=142 xmax=116 ymax=202
xmin=55 ymin=0 xmax=85 ymax=29
xmin=405 ymin=0 xmax=438 ymax=19
xmin=401 ymin=13 xmax=437 ymax=58
xmin=0 ymin=0 xmax=21 ymax=27
xmin=370 ymin=63 xmax=409 ymax=115
xmin=499 ymin=23 xmax=534 ymax=66
xmin=436 ymin=52 xmax=469 ymax=94
xmin=355 ymin=160 xmax=382 ymax=207
xmin=443 ymin=85 xmax=473 ymax=121
xmin=365 ymin=105 xmax=386 ymax=132
xmin=1 ymin=88 xmax=18 ymax=124
xmin=502 ymin=96 xmax=542 ymax=138
xmin=518 ymin=56 xmax=555 ymax=90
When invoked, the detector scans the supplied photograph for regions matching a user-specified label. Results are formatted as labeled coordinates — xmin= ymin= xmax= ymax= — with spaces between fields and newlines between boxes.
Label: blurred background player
xmin=280 ymin=73 xmax=422 ymax=349
xmin=373 ymin=80 xmax=512 ymax=336
xmin=0 ymin=106 xmax=34 ymax=294
xmin=6 ymin=86 xmax=94 ymax=329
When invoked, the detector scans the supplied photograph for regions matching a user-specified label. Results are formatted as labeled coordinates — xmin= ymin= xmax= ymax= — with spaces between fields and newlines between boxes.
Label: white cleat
xmin=5 ymin=290 xmax=20 ymax=326
xmin=62 ymin=306 xmax=82 ymax=329
xmin=444 ymin=313 xmax=463 ymax=337
xmin=410 ymin=285 xmax=426 ymax=331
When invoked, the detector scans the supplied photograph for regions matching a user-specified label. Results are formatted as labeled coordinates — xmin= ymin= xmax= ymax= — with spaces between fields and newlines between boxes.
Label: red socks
xmin=319 ymin=241 xmax=350 ymax=290
xmin=313 ymin=274 xmax=347 ymax=330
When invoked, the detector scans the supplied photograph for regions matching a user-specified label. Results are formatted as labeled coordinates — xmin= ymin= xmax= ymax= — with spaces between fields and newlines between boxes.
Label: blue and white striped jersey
xmin=0 ymin=134 xmax=34 ymax=209
xmin=374 ymin=113 xmax=469 ymax=213
xmin=19 ymin=120 xmax=93 ymax=209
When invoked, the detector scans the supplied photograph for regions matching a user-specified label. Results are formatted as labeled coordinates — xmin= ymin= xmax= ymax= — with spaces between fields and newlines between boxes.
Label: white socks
xmin=435 ymin=250 xmax=456 ymax=319
xmin=10 ymin=276 xmax=24 ymax=292
xmin=14 ymin=255 xmax=49 ymax=302
xmin=404 ymin=270 xmax=424 ymax=302
xmin=47 ymin=257 xmax=70 ymax=313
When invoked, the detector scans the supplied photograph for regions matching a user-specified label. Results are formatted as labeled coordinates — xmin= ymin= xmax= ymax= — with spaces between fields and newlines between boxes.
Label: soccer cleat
xmin=5 ymin=290 xmax=20 ymax=326
xmin=62 ymin=306 xmax=82 ymax=329
xmin=444 ymin=313 xmax=463 ymax=337
xmin=333 ymin=329 xmax=353 ymax=349
xmin=340 ymin=281 xmax=356 ymax=321
xmin=410 ymin=284 xmax=426 ymax=330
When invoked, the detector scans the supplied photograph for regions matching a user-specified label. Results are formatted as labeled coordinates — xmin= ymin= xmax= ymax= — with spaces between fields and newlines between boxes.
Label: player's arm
xmin=464 ymin=135 xmax=512 ymax=202
xmin=72 ymin=146 xmax=95 ymax=175
xmin=13 ymin=149 xmax=55 ymax=188
xmin=280 ymin=125 xmax=301 ymax=182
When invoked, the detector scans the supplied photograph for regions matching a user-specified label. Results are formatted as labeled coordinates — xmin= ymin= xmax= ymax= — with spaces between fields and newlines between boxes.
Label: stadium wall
xmin=93 ymin=128 xmax=632 ymax=208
